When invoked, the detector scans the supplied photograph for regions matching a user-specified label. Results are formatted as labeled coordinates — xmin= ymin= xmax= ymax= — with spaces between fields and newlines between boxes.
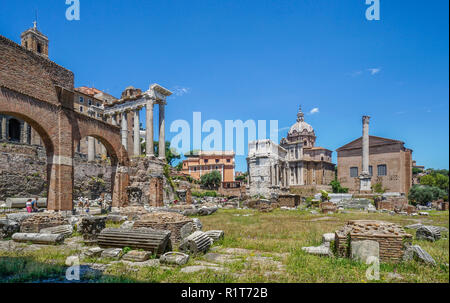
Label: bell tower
xmin=21 ymin=21 xmax=49 ymax=57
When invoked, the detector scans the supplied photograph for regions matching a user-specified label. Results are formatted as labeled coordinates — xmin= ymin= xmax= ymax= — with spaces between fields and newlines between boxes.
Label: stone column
xmin=111 ymin=113 xmax=118 ymax=126
xmin=22 ymin=122 xmax=29 ymax=144
xmin=1 ymin=116 xmax=6 ymax=140
xmin=133 ymin=108 xmax=140 ymax=156
xmin=158 ymin=103 xmax=166 ymax=160
xmin=359 ymin=116 xmax=372 ymax=191
xmin=121 ymin=112 xmax=128 ymax=150
xmin=146 ymin=102 xmax=154 ymax=156
xmin=362 ymin=116 xmax=370 ymax=174
xmin=88 ymin=136 xmax=95 ymax=162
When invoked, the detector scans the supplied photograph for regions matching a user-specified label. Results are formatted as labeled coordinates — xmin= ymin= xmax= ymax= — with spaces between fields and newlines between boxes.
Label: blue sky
xmin=1 ymin=0 xmax=448 ymax=172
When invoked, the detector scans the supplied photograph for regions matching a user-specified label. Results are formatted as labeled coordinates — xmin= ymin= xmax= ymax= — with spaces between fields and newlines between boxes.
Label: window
xmin=37 ymin=43 xmax=42 ymax=53
xmin=377 ymin=164 xmax=387 ymax=176
xmin=194 ymin=167 xmax=197 ymax=172
xmin=204 ymin=159 xmax=208 ymax=163
xmin=79 ymin=106 xmax=83 ymax=112
xmin=350 ymin=167 xmax=359 ymax=178
xmin=227 ymin=159 xmax=230 ymax=163
xmin=79 ymin=97 xmax=84 ymax=103
xmin=215 ymin=159 xmax=219 ymax=163
xmin=304 ymin=141 xmax=307 ymax=146
xmin=88 ymin=99 xmax=92 ymax=106
xmin=96 ymin=103 xmax=100 ymax=107
xmin=369 ymin=166 xmax=373 ymax=176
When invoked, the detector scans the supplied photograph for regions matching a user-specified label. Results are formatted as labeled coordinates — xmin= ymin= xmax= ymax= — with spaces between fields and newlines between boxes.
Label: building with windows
xmin=182 ymin=151 xmax=236 ymax=182
xmin=336 ymin=135 xmax=413 ymax=194
xmin=246 ymin=106 xmax=336 ymax=197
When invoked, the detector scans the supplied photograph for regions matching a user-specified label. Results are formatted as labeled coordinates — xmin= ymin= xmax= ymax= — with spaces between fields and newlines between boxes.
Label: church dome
xmin=288 ymin=106 xmax=314 ymax=135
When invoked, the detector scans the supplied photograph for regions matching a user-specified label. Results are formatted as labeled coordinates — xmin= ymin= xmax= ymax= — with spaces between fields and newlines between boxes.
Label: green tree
xmin=420 ymin=173 xmax=449 ymax=191
xmin=175 ymin=161 xmax=183 ymax=171
xmin=330 ymin=179 xmax=349 ymax=193
xmin=200 ymin=171 xmax=222 ymax=189
xmin=408 ymin=185 xmax=447 ymax=205
xmin=412 ymin=167 xmax=423 ymax=175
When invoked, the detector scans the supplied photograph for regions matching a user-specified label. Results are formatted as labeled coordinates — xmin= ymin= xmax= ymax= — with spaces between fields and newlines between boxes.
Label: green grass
xmin=1 ymin=209 xmax=448 ymax=283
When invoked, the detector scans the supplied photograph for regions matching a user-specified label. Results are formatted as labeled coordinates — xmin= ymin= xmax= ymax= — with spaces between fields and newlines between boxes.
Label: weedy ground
xmin=0 ymin=209 xmax=448 ymax=283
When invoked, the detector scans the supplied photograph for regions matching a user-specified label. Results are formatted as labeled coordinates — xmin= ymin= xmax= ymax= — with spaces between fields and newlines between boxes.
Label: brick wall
xmin=0 ymin=35 xmax=74 ymax=105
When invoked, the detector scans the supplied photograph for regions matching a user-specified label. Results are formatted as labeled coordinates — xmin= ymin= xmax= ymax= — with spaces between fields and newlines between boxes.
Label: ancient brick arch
xmin=1 ymin=35 xmax=129 ymax=210
xmin=72 ymin=114 xmax=130 ymax=207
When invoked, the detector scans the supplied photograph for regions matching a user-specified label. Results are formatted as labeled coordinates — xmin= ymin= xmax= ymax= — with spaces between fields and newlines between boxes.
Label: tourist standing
xmin=84 ymin=199 xmax=90 ymax=214
xmin=25 ymin=199 xmax=32 ymax=213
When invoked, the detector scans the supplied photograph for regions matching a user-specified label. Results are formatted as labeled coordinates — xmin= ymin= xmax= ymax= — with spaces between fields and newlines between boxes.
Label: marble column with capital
xmin=133 ymin=108 xmax=141 ymax=156
xmin=121 ymin=112 xmax=128 ymax=151
xmin=146 ymin=102 xmax=154 ymax=157
xmin=158 ymin=103 xmax=166 ymax=160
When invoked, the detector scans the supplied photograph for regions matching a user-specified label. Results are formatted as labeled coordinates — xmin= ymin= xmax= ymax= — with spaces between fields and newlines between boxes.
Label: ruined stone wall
xmin=0 ymin=142 xmax=112 ymax=201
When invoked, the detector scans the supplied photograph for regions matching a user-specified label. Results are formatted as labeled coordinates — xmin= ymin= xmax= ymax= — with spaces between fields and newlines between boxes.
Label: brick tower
xmin=21 ymin=21 xmax=49 ymax=57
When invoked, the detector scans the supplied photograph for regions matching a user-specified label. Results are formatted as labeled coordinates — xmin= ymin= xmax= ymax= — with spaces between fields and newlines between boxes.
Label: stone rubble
xmin=403 ymin=245 xmax=436 ymax=266
xmin=160 ymin=251 xmax=190 ymax=266
xmin=122 ymin=250 xmax=151 ymax=262
xmin=0 ymin=219 xmax=20 ymax=239
xmin=416 ymin=226 xmax=441 ymax=242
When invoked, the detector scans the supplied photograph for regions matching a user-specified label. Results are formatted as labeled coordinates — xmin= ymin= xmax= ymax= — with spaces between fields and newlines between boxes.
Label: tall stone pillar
xmin=359 ymin=116 xmax=372 ymax=192
xmin=88 ymin=136 xmax=95 ymax=162
xmin=0 ymin=116 xmax=6 ymax=140
xmin=146 ymin=102 xmax=154 ymax=157
xmin=111 ymin=113 xmax=118 ymax=126
xmin=158 ymin=103 xmax=166 ymax=160
xmin=121 ymin=111 xmax=128 ymax=150
xmin=21 ymin=122 xmax=29 ymax=144
xmin=133 ymin=108 xmax=141 ymax=156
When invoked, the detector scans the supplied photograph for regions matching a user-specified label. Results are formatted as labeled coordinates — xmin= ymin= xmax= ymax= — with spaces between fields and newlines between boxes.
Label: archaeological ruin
xmin=247 ymin=106 xmax=335 ymax=197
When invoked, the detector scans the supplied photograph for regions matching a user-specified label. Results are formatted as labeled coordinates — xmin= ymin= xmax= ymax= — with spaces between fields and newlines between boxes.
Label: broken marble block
xmin=160 ymin=251 xmax=190 ymax=266
xmin=12 ymin=233 xmax=65 ymax=245
xmin=120 ymin=221 xmax=135 ymax=229
xmin=302 ymin=245 xmax=331 ymax=256
xmin=179 ymin=231 xmax=212 ymax=255
xmin=122 ymin=250 xmax=151 ymax=262
xmin=204 ymin=230 xmax=225 ymax=243
xmin=322 ymin=233 xmax=335 ymax=247
xmin=351 ymin=240 xmax=380 ymax=263
xmin=101 ymin=248 xmax=123 ymax=260
xmin=40 ymin=225 xmax=73 ymax=238
xmin=192 ymin=218 xmax=203 ymax=231
xmin=416 ymin=226 xmax=441 ymax=242
xmin=0 ymin=219 xmax=20 ymax=239
xmin=403 ymin=245 xmax=436 ymax=266
xmin=84 ymin=247 xmax=104 ymax=258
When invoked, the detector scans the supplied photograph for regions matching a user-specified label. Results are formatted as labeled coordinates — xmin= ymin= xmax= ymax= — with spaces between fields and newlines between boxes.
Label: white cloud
xmin=309 ymin=108 xmax=319 ymax=115
xmin=276 ymin=126 xmax=290 ymax=133
xmin=350 ymin=70 xmax=363 ymax=77
xmin=172 ymin=86 xmax=190 ymax=97
xmin=368 ymin=68 xmax=381 ymax=75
